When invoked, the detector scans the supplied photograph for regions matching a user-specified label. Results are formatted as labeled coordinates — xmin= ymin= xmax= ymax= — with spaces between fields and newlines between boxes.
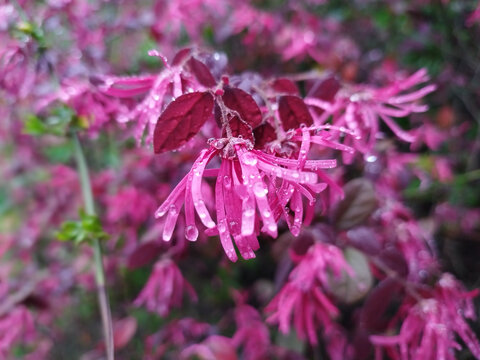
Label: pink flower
xmin=155 ymin=137 xmax=336 ymax=262
xmin=378 ymin=203 xmax=438 ymax=282
xmin=100 ymin=49 xmax=214 ymax=144
xmin=134 ymin=258 xmax=197 ymax=317
xmin=265 ymin=242 xmax=353 ymax=345
xmin=37 ymin=77 xmax=128 ymax=136
xmin=232 ymin=305 xmax=271 ymax=360
xmin=370 ymin=274 xmax=480 ymax=360
xmin=467 ymin=3 xmax=480 ymax=26
xmin=0 ymin=44 xmax=37 ymax=99
xmin=0 ymin=306 xmax=36 ymax=358
xmin=305 ymin=69 xmax=436 ymax=157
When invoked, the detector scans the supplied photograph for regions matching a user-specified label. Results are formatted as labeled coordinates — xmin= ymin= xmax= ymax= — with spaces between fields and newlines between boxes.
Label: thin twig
xmin=73 ymin=134 xmax=115 ymax=360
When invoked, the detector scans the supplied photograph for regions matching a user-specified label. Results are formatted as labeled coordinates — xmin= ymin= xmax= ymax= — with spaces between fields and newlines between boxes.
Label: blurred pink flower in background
xmin=134 ymin=258 xmax=197 ymax=317
xmin=266 ymin=242 xmax=353 ymax=346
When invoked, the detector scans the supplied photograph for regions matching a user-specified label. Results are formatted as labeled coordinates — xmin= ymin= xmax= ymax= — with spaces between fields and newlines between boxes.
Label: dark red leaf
xmin=360 ymin=278 xmax=403 ymax=332
xmin=188 ymin=57 xmax=216 ymax=87
xmin=331 ymin=179 xmax=377 ymax=230
xmin=171 ymin=48 xmax=192 ymax=66
xmin=21 ymin=294 xmax=49 ymax=310
xmin=253 ymin=122 xmax=277 ymax=148
xmin=346 ymin=226 xmax=382 ymax=255
xmin=127 ymin=241 xmax=163 ymax=269
xmin=154 ymin=92 xmax=214 ymax=153
xmin=307 ymin=76 xmax=340 ymax=102
xmin=271 ymin=78 xmax=299 ymax=95
xmin=278 ymin=95 xmax=313 ymax=131
xmin=219 ymin=87 xmax=262 ymax=142
xmin=214 ymin=103 xmax=254 ymax=143
xmin=378 ymin=248 xmax=409 ymax=277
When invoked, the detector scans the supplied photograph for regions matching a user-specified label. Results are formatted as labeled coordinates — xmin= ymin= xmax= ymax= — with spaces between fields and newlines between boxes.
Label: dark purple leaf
xmin=346 ymin=226 xmax=382 ymax=255
xmin=378 ymin=248 xmax=409 ymax=277
xmin=21 ymin=294 xmax=49 ymax=310
xmin=291 ymin=233 xmax=315 ymax=257
xmin=360 ymin=278 xmax=403 ymax=332
xmin=154 ymin=92 xmax=214 ymax=153
xmin=127 ymin=242 xmax=163 ymax=269
xmin=187 ymin=57 xmax=216 ymax=87
xmin=253 ymin=122 xmax=277 ymax=148
xmin=271 ymin=78 xmax=299 ymax=95
xmin=307 ymin=75 xmax=340 ymax=102
xmin=171 ymin=48 xmax=192 ymax=66
xmin=278 ymin=95 xmax=313 ymax=131
xmin=219 ymin=87 xmax=262 ymax=142
xmin=332 ymin=179 xmax=377 ymax=230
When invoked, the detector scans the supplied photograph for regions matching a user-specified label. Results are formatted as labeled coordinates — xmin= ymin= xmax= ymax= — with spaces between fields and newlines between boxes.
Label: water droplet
xmin=156 ymin=208 xmax=167 ymax=217
xmin=253 ymin=183 xmax=268 ymax=198
xmin=268 ymin=223 xmax=277 ymax=232
xmin=218 ymin=221 xmax=227 ymax=233
xmin=206 ymin=220 xmax=215 ymax=228
xmin=292 ymin=172 xmax=300 ymax=179
xmin=263 ymin=210 xmax=271 ymax=218
xmin=291 ymin=225 xmax=300 ymax=236
xmin=185 ymin=225 xmax=198 ymax=241
xmin=169 ymin=204 xmax=177 ymax=216
xmin=223 ymin=176 xmax=232 ymax=188
xmin=242 ymin=153 xmax=258 ymax=166
xmin=245 ymin=208 xmax=255 ymax=217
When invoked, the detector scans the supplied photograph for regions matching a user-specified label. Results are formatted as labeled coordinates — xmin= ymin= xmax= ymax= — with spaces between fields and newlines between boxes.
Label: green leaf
xmin=23 ymin=115 xmax=48 ymax=136
xmin=329 ymin=247 xmax=374 ymax=304
xmin=23 ymin=105 xmax=77 ymax=137
xmin=42 ymin=141 xmax=74 ymax=163
xmin=57 ymin=211 xmax=109 ymax=245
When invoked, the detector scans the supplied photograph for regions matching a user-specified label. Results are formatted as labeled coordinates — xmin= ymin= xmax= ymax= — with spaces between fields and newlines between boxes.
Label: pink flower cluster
xmin=266 ymin=242 xmax=353 ymax=348
xmin=134 ymin=258 xmax=197 ymax=317
xmin=371 ymin=274 xmax=480 ymax=360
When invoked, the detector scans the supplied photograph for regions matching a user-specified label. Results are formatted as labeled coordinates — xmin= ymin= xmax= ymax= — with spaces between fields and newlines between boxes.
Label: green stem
xmin=73 ymin=134 xmax=115 ymax=360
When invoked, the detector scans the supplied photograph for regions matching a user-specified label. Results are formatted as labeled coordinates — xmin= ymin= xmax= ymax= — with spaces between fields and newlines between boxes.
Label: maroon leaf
xmin=218 ymin=87 xmax=262 ymax=142
xmin=154 ymin=92 xmax=214 ymax=153
xmin=360 ymin=278 xmax=403 ymax=332
xmin=253 ymin=122 xmax=277 ymax=148
xmin=127 ymin=241 xmax=163 ymax=269
xmin=172 ymin=48 xmax=192 ymax=66
xmin=331 ymin=179 xmax=377 ymax=230
xmin=278 ymin=95 xmax=313 ymax=131
xmin=307 ymin=75 xmax=340 ymax=102
xmin=21 ymin=294 xmax=49 ymax=310
xmin=188 ymin=57 xmax=216 ymax=87
xmin=346 ymin=226 xmax=382 ymax=255
xmin=378 ymin=248 xmax=409 ymax=277
xmin=271 ymin=78 xmax=299 ymax=95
